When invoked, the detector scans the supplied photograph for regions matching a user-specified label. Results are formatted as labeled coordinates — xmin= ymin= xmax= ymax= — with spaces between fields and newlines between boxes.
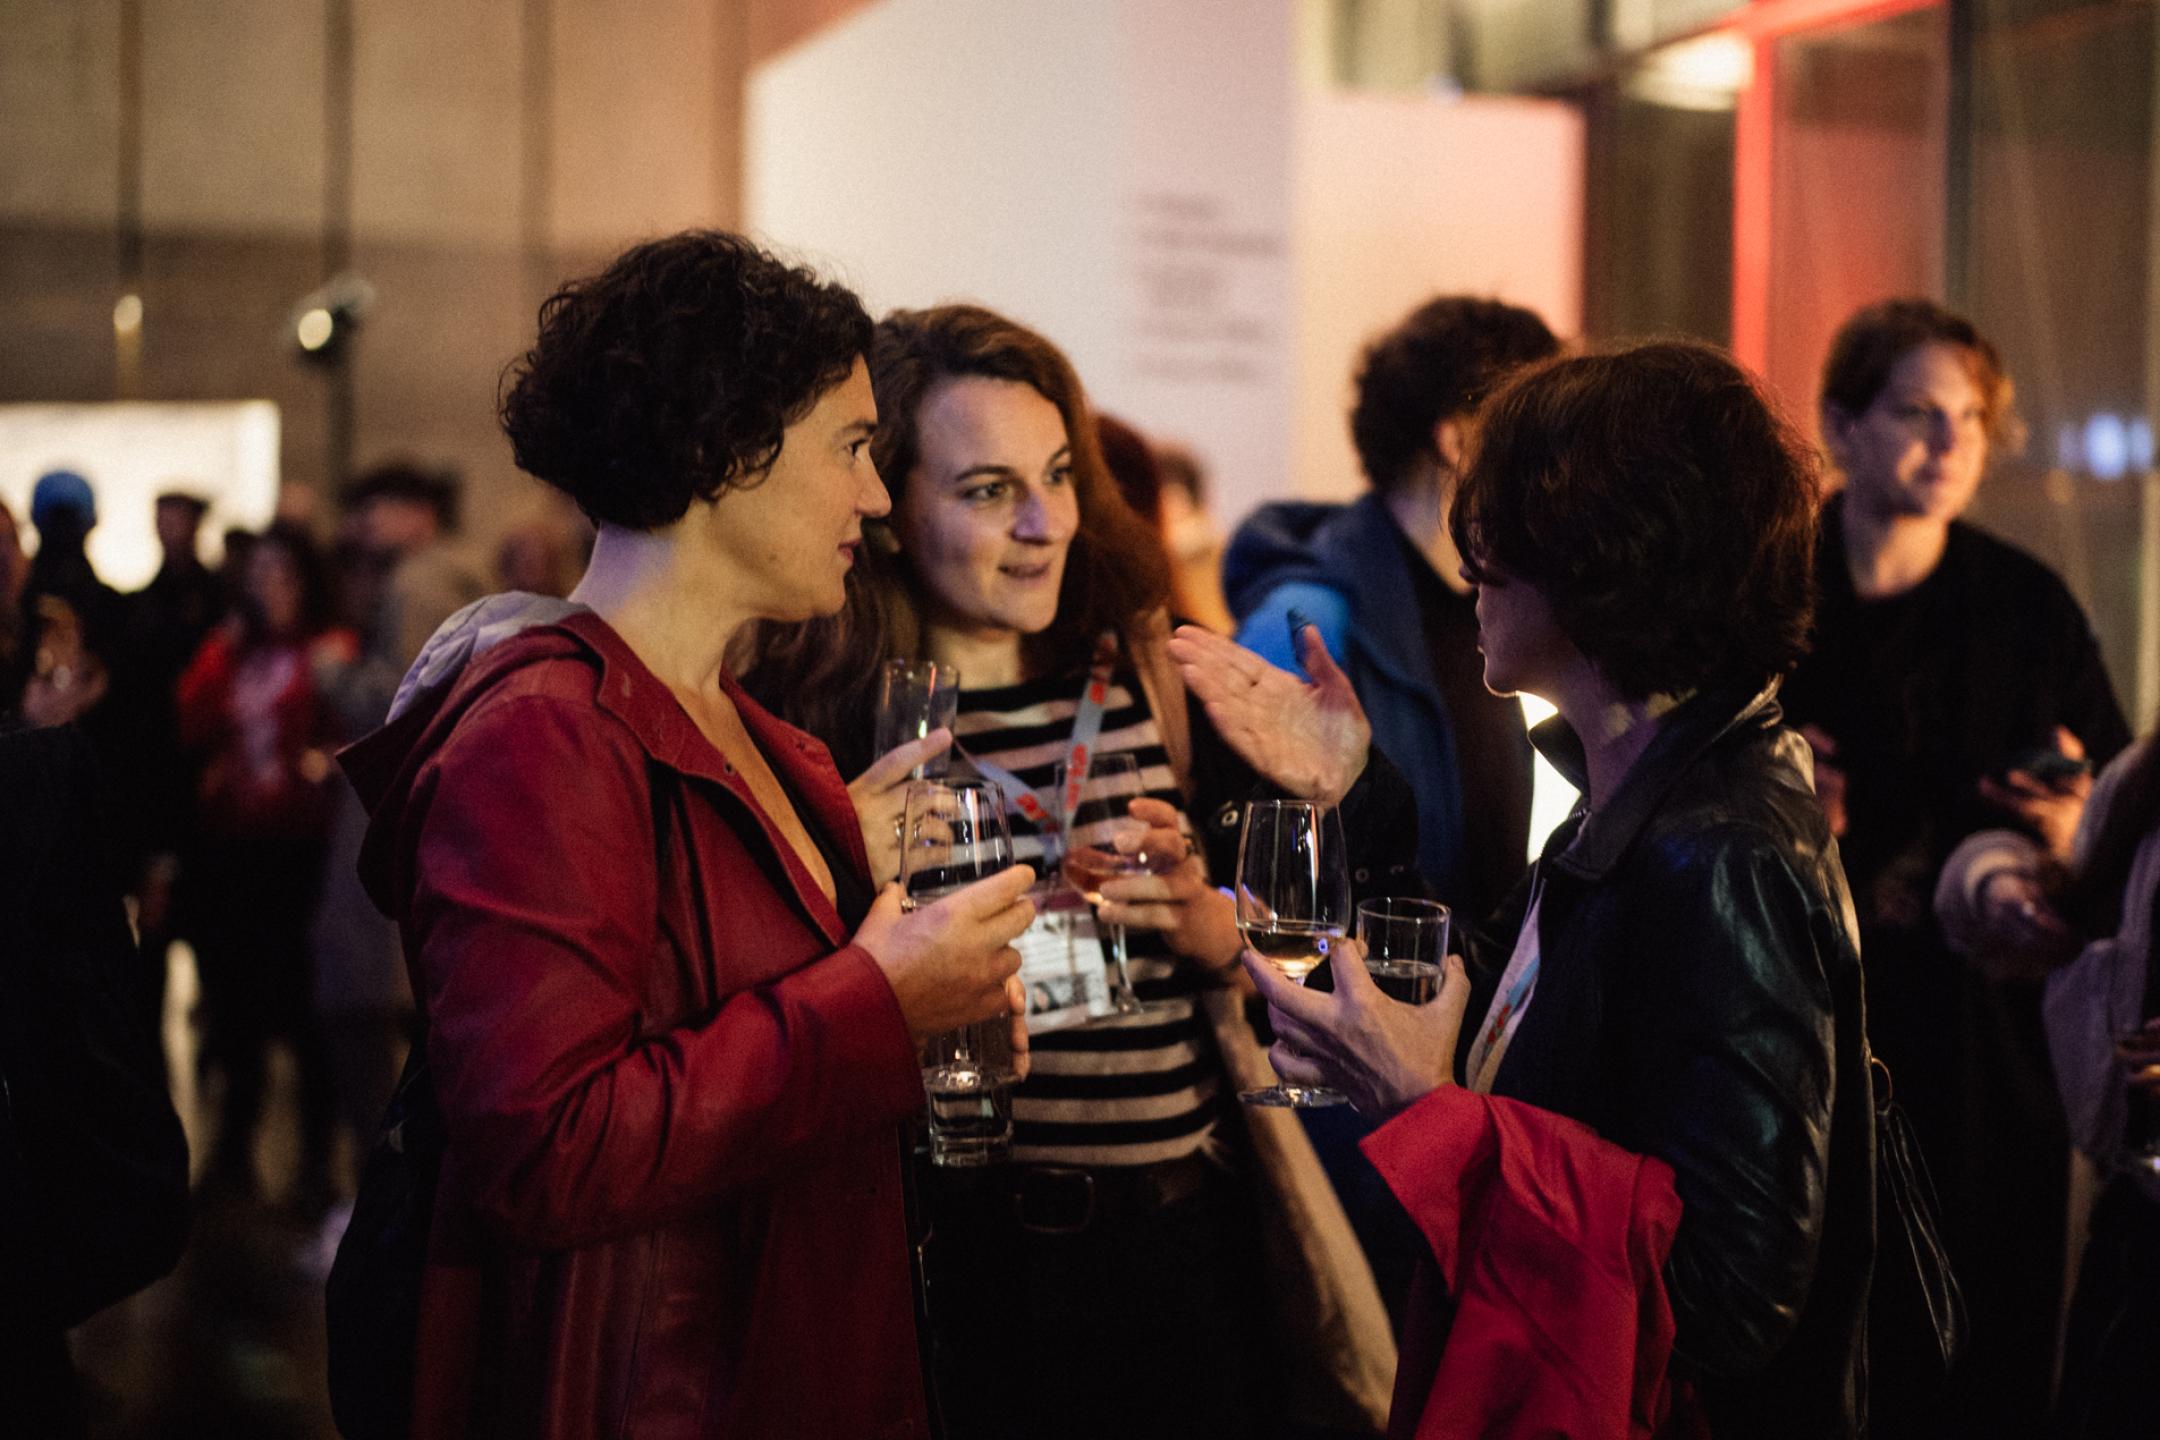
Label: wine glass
xmin=1053 ymin=752 xmax=1179 ymax=1018
xmin=900 ymin=778 xmax=1019 ymax=1165
xmin=1357 ymin=898 xmax=1450 ymax=1004
xmin=1236 ymin=799 xmax=1351 ymax=1108
xmin=2106 ymin=965 xmax=2160 ymax=1176
xmin=875 ymin=659 xmax=959 ymax=779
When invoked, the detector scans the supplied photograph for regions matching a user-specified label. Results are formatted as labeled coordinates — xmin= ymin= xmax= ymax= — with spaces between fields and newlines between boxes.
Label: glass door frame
xmin=1722 ymin=0 xmax=1949 ymax=373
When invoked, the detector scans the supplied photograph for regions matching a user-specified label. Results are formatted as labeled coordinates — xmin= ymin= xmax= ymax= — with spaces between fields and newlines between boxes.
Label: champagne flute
xmin=875 ymin=659 xmax=959 ymax=779
xmin=1236 ymin=799 xmax=1351 ymax=1108
xmin=1358 ymin=898 xmax=1450 ymax=1004
xmin=900 ymin=778 xmax=1019 ymax=1165
xmin=1054 ymin=752 xmax=1180 ymax=1017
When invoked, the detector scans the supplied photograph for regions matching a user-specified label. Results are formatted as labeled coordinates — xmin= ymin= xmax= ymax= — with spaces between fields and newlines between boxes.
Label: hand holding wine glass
xmin=849 ymin=728 xmax=956 ymax=888
xmin=1242 ymin=928 xmax=1473 ymax=1120
xmin=1095 ymin=796 xmax=1242 ymax=974
xmin=895 ymin=778 xmax=1030 ymax=1165
xmin=1055 ymin=753 xmax=1181 ymax=1016
xmin=855 ymin=864 xmax=1035 ymax=1042
xmin=1234 ymin=799 xmax=1352 ymax=1106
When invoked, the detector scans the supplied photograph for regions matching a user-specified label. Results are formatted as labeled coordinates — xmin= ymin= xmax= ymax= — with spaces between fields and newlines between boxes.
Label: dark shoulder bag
xmin=325 ymin=762 xmax=682 ymax=1439
xmin=1870 ymin=1055 xmax=1967 ymax=1373
xmin=324 ymin=1032 xmax=442 ymax=1440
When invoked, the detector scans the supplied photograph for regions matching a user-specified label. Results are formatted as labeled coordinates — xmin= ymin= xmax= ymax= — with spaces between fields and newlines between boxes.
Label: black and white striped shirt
xmin=953 ymin=668 xmax=1221 ymax=1168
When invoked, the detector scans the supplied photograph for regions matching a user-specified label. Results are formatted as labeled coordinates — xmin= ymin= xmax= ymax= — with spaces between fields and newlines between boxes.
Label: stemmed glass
xmin=1358 ymin=898 xmax=1450 ymax=1004
xmin=2108 ymin=968 xmax=2160 ymax=1176
xmin=1236 ymin=798 xmax=1351 ymax=1108
xmin=1053 ymin=752 xmax=1179 ymax=1018
xmin=875 ymin=659 xmax=959 ymax=779
xmin=901 ymin=778 xmax=1019 ymax=1165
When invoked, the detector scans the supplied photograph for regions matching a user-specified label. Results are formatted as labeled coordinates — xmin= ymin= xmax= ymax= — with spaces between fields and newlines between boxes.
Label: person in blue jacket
xmin=1223 ymin=296 xmax=1559 ymax=1328
xmin=1223 ymin=297 xmax=1557 ymax=918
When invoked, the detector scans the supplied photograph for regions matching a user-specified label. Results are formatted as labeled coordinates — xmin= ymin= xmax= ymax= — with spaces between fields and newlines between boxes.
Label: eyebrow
xmin=948 ymin=444 xmax=1071 ymax=486
xmin=839 ymin=418 xmax=877 ymax=438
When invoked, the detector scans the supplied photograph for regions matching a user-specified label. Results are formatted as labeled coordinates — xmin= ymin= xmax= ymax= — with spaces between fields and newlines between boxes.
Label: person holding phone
xmin=744 ymin=303 xmax=1416 ymax=1440
xmin=1934 ymin=730 xmax=2160 ymax=1440
xmin=1779 ymin=299 xmax=2131 ymax=1438
xmin=339 ymin=233 xmax=1036 ymax=1440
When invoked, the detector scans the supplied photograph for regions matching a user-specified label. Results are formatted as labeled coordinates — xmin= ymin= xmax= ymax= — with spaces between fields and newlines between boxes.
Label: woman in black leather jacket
xmin=1170 ymin=341 xmax=1874 ymax=1438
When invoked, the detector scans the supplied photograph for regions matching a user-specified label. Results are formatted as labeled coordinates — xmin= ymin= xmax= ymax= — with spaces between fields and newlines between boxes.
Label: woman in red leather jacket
xmin=1172 ymin=343 xmax=1875 ymax=1438
xmin=341 ymin=231 xmax=1036 ymax=1439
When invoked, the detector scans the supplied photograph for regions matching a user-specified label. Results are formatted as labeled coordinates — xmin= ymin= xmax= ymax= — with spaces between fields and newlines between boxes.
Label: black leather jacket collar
xmin=1528 ymin=682 xmax=1786 ymax=881
xmin=1478 ymin=679 xmax=1871 ymax=1438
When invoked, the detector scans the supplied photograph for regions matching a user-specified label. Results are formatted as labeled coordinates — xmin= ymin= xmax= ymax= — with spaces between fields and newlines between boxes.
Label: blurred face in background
xmin=248 ymin=542 xmax=305 ymax=638
xmin=361 ymin=495 xmax=443 ymax=557
xmin=893 ymin=376 xmax=1080 ymax=643
xmin=154 ymin=498 xmax=204 ymax=563
xmin=1826 ymin=340 xmax=1990 ymax=525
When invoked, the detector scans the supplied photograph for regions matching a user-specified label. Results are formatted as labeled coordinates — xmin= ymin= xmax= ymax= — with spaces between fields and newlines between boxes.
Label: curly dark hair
xmin=1450 ymin=342 xmax=1819 ymax=700
xmin=1350 ymin=296 xmax=1560 ymax=494
xmin=1819 ymin=297 xmax=2025 ymax=452
xmin=498 ymin=230 xmax=872 ymax=530
xmin=741 ymin=305 xmax=1171 ymax=774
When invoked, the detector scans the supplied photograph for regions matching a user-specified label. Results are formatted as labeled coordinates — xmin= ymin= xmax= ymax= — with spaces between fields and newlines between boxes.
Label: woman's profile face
xmin=706 ymin=357 xmax=888 ymax=624
xmin=893 ymin=376 xmax=1081 ymax=643
xmin=1829 ymin=340 xmax=1990 ymax=525
xmin=1471 ymin=562 xmax=1575 ymax=701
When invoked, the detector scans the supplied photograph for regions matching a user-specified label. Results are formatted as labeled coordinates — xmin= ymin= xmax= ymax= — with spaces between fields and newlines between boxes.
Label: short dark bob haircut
xmin=1351 ymin=295 xmax=1560 ymax=494
xmin=1450 ymin=341 xmax=1819 ymax=701
xmin=1819 ymin=297 xmax=2024 ymax=452
xmin=499 ymin=230 xmax=872 ymax=530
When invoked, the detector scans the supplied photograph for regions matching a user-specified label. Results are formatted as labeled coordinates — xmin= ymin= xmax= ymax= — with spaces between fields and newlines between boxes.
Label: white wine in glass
xmin=1236 ymin=799 xmax=1351 ymax=1108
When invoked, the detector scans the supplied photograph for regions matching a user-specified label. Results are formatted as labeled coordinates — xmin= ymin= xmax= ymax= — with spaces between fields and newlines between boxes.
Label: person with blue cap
xmin=29 ymin=469 xmax=96 ymax=534
xmin=15 ymin=468 xmax=121 ymax=729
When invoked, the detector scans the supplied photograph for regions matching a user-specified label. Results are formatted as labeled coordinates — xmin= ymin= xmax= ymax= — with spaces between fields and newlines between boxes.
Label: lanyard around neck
xmin=955 ymin=630 xmax=1120 ymax=833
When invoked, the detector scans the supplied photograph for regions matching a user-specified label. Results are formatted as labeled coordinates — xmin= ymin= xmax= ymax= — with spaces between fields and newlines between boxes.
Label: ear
xmin=1819 ymin=404 xmax=1855 ymax=469
xmin=1432 ymin=417 xmax=1469 ymax=475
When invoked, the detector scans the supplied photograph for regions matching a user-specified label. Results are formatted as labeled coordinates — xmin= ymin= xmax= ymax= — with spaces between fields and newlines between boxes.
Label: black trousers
xmin=2054 ymin=1177 xmax=2160 ymax=1440
xmin=923 ymin=1148 xmax=1274 ymax=1440
xmin=186 ymin=835 xmax=334 ymax=1185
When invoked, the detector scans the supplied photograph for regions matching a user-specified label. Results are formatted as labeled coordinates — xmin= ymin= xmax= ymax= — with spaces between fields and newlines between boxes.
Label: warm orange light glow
xmin=1722 ymin=0 xmax=1941 ymax=373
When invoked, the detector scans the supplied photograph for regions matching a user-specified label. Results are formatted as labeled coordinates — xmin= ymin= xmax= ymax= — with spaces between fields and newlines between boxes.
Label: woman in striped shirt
xmin=746 ymin=304 xmax=1394 ymax=1439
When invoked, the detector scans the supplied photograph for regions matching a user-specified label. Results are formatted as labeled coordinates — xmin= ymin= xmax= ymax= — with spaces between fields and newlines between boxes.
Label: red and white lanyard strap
xmin=959 ymin=630 xmax=1121 ymax=834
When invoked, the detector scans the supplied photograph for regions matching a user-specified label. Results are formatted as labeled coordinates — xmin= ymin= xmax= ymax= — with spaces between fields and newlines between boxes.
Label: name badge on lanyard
xmin=956 ymin=631 xmax=1123 ymax=1032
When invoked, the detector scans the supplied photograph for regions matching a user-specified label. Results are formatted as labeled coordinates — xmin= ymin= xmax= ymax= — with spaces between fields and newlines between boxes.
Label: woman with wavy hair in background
xmin=746 ymin=303 xmax=1415 ymax=1440
xmin=1780 ymin=299 xmax=2131 ymax=1437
